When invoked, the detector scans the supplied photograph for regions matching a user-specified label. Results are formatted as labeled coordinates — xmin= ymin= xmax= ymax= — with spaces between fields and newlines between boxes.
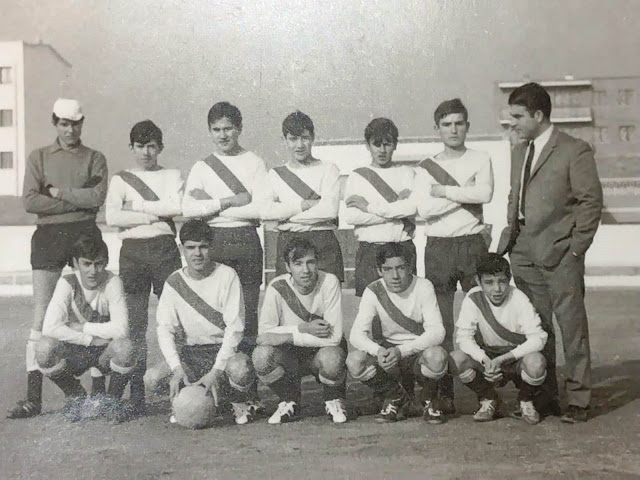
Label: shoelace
xmin=424 ymin=401 xmax=441 ymax=416
xmin=326 ymin=399 xmax=346 ymax=415
xmin=479 ymin=399 xmax=495 ymax=413
xmin=520 ymin=401 xmax=536 ymax=416
xmin=275 ymin=401 xmax=295 ymax=417
xmin=233 ymin=403 xmax=250 ymax=418
xmin=381 ymin=402 xmax=398 ymax=415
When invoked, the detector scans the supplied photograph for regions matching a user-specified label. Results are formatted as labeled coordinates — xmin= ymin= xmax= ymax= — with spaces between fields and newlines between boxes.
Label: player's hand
xmin=378 ymin=347 xmax=401 ymax=372
xmin=90 ymin=337 xmax=109 ymax=347
xmin=492 ymin=352 xmax=515 ymax=369
xmin=227 ymin=192 xmax=252 ymax=208
xmin=189 ymin=188 xmax=211 ymax=200
xmin=345 ymin=195 xmax=369 ymax=211
xmin=169 ymin=365 xmax=189 ymax=401
xmin=256 ymin=333 xmax=292 ymax=346
xmin=196 ymin=368 xmax=224 ymax=405
xmin=398 ymin=189 xmax=412 ymax=200
xmin=301 ymin=199 xmax=320 ymax=211
xmin=299 ymin=319 xmax=332 ymax=338
xmin=48 ymin=187 xmax=60 ymax=198
xmin=430 ymin=185 xmax=446 ymax=198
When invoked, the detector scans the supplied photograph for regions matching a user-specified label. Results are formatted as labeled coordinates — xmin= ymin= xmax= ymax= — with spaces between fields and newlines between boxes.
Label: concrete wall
xmin=0 ymin=41 xmax=23 ymax=195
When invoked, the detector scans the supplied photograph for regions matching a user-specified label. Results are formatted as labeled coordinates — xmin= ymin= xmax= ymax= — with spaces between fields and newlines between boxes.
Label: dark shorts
xmin=180 ymin=344 xmax=222 ymax=384
xmin=355 ymin=240 xmax=416 ymax=297
xmin=31 ymin=221 xmax=102 ymax=271
xmin=275 ymin=230 xmax=344 ymax=282
xmin=424 ymin=233 xmax=488 ymax=293
xmin=59 ymin=343 xmax=108 ymax=377
xmin=210 ymin=226 xmax=263 ymax=285
xmin=119 ymin=235 xmax=182 ymax=296
xmin=272 ymin=337 xmax=348 ymax=375
xmin=467 ymin=346 xmax=525 ymax=385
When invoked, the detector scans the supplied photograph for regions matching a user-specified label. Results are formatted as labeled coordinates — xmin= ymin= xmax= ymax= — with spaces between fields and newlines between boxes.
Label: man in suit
xmin=497 ymin=82 xmax=602 ymax=423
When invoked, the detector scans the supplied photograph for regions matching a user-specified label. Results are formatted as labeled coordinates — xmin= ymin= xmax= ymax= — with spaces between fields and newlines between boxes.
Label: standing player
xmin=413 ymin=98 xmax=494 ymax=413
xmin=182 ymin=102 xmax=266 ymax=411
xmin=347 ymin=243 xmax=448 ymax=424
xmin=9 ymin=99 xmax=107 ymax=419
xmin=157 ymin=220 xmax=256 ymax=425
xmin=343 ymin=118 xmax=417 ymax=296
xmin=450 ymin=254 xmax=548 ymax=425
xmin=261 ymin=111 xmax=344 ymax=282
xmin=35 ymin=236 xmax=134 ymax=419
xmin=252 ymin=238 xmax=348 ymax=424
xmin=105 ymin=120 xmax=183 ymax=416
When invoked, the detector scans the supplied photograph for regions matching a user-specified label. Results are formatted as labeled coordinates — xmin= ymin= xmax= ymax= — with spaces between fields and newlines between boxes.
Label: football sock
xmin=26 ymin=370 xmax=43 ymax=405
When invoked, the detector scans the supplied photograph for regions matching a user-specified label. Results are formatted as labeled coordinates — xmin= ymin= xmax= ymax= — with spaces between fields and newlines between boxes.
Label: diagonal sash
xmin=116 ymin=170 xmax=177 ymax=235
xmin=367 ymin=280 xmax=424 ymax=336
xmin=63 ymin=274 xmax=110 ymax=324
xmin=202 ymin=154 xmax=249 ymax=195
xmin=418 ymin=158 xmax=484 ymax=222
xmin=469 ymin=290 xmax=526 ymax=346
xmin=166 ymin=272 xmax=226 ymax=331
xmin=271 ymin=278 xmax=324 ymax=323
xmin=354 ymin=167 xmax=416 ymax=236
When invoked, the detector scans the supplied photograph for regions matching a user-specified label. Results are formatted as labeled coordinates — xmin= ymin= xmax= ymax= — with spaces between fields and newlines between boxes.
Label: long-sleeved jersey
xmin=350 ymin=276 xmax=445 ymax=358
xmin=42 ymin=271 xmax=128 ymax=346
xmin=413 ymin=148 xmax=493 ymax=238
xmin=156 ymin=264 xmax=244 ymax=371
xmin=105 ymin=167 xmax=183 ymax=239
xmin=342 ymin=165 xmax=416 ymax=243
xmin=258 ymin=271 xmax=343 ymax=348
xmin=182 ymin=151 xmax=267 ymax=228
xmin=261 ymin=162 xmax=341 ymax=232
xmin=455 ymin=285 xmax=548 ymax=363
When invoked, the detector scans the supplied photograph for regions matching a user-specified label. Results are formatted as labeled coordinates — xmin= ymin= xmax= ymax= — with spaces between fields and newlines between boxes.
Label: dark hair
xmin=70 ymin=235 xmax=108 ymax=263
xmin=434 ymin=98 xmax=468 ymax=125
xmin=375 ymin=242 xmax=412 ymax=269
xmin=130 ymin=120 xmax=163 ymax=149
xmin=475 ymin=253 xmax=512 ymax=279
xmin=282 ymin=111 xmax=314 ymax=138
xmin=508 ymin=82 xmax=552 ymax=119
xmin=364 ymin=118 xmax=399 ymax=145
xmin=207 ymin=102 xmax=242 ymax=129
xmin=283 ymin=238 xmax=318 ymax=264
xmin=179 ymin=219 xmax=213 ymax=244
xmin=51 ymin=113 xmax=83 ymax=126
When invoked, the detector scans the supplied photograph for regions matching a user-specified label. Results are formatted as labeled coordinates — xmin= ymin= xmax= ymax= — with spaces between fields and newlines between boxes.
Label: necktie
xmin=520 ymin=141 xmax=535 ymax=217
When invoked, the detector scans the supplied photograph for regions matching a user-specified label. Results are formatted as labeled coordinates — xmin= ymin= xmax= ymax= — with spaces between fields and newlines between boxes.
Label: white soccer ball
xmin=171 ymin=385 xmax=216 ymax=429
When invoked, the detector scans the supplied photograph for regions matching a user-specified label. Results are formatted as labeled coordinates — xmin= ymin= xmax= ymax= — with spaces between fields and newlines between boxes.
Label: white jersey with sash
xmin=455 ymin=285 xmax=548 ymax=363
xmin=259 ymin=271 xmax=343 ymax=348
xmin=261 ymin=162 xmax=341 ymax=232
xmin=182 ymin=151 xmax=267 ymax=228
xmin=342 ymin=165 xmax=416 ymax=243
xmin=413 ymin=148 xmax=493 ymax=238
xmin=105 ymin=167 xmax=183 ymax=239
xmin=349 ymin=276 xmax=445 ymax=358
xmin=156 ymin=264 xmax=244 ymax=371
xmin=42 ymin=271 xmax=129 ymax=346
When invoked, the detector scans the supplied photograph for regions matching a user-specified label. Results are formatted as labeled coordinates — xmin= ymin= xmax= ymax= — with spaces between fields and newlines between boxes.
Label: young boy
xmin=252 ymin=238 xmax=348 ymax=424
xmin=261 ymin=111 xmax=344 ymax=282
xmin=156 ymin=220 xmax=256 ymax=425
xmin=105 ymin=120 xmax=183 ymax=415
xmin=347 ymin=243 xmax=448 ymax=424
xmin=35 ymin=235 xmax=134 ymax=420
xmin=343 ymin=118 xmax=417 ymax=296
xmin=450 ymin=253 xmax=548 ymax=425
xmin=413 ymin=98 xmax=494 ymax=412
xmin=9 ymin=98 xmax=107 ymax=419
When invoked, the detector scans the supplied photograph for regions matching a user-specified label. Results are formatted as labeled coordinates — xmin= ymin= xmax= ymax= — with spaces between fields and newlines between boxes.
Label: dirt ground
xmin=0 ymin=289 xmax=638 ymax=480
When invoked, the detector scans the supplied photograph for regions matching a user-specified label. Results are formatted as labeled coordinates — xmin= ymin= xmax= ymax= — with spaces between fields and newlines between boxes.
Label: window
xmin=0 ymin=109 xmax=12 ymax=127
xmin=617 ymin=89 xmax=635 ymax=106
xmin=619 ymin=125 xmax=636 ymax=142
xmin=593 ymin=127 xmax=609 ymax=144
xmin=0 ymin=152 xmax=13 ymax=169
xmin=0 ymin=67 xmax=11 ymax=84
xmin=592 ymin=90 xmax=607 ymax=106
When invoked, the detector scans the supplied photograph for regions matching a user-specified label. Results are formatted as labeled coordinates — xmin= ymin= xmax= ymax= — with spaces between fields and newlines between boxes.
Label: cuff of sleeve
xmin=291 ymin=329 xmax=307 ymax=347
xmin=56 ymin=188 xmax=67 ymax=200
xmin=213 ymin=356 xmax=228 ymax=371
xmin=167 ymin=357 xmax=182 ymax=371
xmin=81 ymin=334 xmax=93 ymax=347
xmin=510 ymin=346 xmax=525 ymax=360
xmin=365 ymin=344 xmax=380 ymax=358
xmin=367 ymin=201 xmax=385 ymax=216
xmin=469 ymin=349 xmax=487 ymax=364
xmin=132 ymin=199 xmax=145 ymax=212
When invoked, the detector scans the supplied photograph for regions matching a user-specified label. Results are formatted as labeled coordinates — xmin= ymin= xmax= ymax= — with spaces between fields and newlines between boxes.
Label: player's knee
xmin=346 ymin=350 xmax=370 ymax=377
xmin=522 ymin=352 xmax=546 ymax=378
xmin=109 ymin=338 xmax=135 ymax=368
xmin=35 ymin=336 xmax=61 ymax=368
xmin=144 ymin=361 xmax=171 ymax=394
xmin=226 ymin=352 xmax=253 ymax=383
xmin=316 ymin=347 xmax=346 ymax=380
xmin=448 ymin=349 xmax=472 ymax=375
xmin=421 ymin=346 xmax=448 ymax=371
xmin=252 ymin=345 xmax=277 ymax=374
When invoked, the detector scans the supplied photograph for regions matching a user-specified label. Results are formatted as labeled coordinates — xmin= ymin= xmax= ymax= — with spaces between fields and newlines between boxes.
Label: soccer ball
xmin=172 ymin=385 xmax=216 ymax=429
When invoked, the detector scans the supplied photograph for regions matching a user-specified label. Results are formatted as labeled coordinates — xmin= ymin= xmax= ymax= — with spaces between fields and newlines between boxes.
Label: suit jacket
xmin=497 ymin=127 xmax=603 ymax=268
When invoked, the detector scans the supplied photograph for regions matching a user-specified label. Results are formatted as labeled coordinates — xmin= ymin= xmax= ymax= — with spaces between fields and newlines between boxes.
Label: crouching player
xmin=450 ymin=253 xmax=548 ymax=424
xmin=252 ymin=238 xmax=348 ymax=424
xmin=157 ymin=220 xmax=257 ymax=425
xmin=35 ymin=236 xmax=134 ymax=419
xmin=347 ymin=243 xmax=448 ymax=424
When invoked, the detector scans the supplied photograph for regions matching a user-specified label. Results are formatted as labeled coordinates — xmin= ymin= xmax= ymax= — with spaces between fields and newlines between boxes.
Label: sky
xmin=1 ymin=0 xmax=639 ymax=173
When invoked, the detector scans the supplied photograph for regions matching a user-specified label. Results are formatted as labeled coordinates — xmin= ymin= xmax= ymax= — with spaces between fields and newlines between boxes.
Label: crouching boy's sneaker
xmin=325 ymin=399 xmax=348 ymax=424
xmin=268 ymin=401 xmax=298 ymax=425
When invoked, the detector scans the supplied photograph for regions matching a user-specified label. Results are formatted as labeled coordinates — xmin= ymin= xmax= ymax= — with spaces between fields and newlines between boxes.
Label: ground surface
xmin=0 ymin=289 xmax=638 ymax=480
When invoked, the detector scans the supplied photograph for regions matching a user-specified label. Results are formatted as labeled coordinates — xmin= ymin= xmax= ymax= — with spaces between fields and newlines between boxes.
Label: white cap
xmin=52 ymin=98 xmax=84 ymax=121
